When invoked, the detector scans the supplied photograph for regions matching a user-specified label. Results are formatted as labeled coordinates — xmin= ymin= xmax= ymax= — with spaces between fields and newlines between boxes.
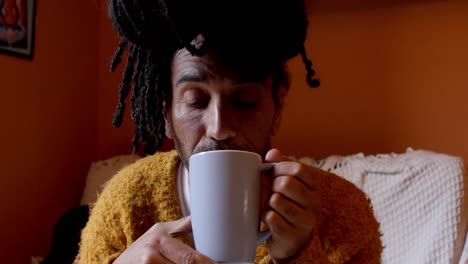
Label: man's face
xmin=165 ymin=48 xmax=285 ymax=167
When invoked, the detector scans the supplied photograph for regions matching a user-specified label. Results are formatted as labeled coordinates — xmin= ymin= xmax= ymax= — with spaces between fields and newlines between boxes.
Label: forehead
xmin=171 ymin=48 xmax=271 ymax=84
xmin=172 ymin=49 xmax=219 ymax=80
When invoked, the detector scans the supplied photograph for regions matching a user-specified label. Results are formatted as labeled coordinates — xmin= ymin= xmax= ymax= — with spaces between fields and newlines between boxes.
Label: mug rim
xmin=190 ymin=149 xmax=262 ymax=160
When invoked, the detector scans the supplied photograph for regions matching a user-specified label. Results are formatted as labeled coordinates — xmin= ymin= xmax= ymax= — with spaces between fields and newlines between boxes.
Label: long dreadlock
xmin=108 ymin=0 xmax=320 ymax=156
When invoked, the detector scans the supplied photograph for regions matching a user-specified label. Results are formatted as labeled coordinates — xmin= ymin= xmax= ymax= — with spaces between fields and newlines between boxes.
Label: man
xmin=75 ymin=0 xmax=382 ymax=263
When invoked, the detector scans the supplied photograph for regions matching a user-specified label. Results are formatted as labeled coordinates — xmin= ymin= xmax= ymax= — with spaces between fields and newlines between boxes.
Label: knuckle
xmin=153 ymin=233 xmax=172 ymax=252
xmin=291 ymin=162 xmax=304 ymax=175
xmin=183 ymin=251 xmax=198 ymax=264
xmin=283 ymin=207 xmax=294 ymax=218
xmin=138 ymin=251 xmax=156 ymax=264
xmin=150 ymin=222 xmax=163 ymax=232
xmin=269 ymin=193 xmax=283 ymax=209
xmin=152 ymin=236 xmax=163 ymax=250
xmin=265 ymin=210 xmax=277 ymax=224
xmin=277 ymin=177 xmax=292 ymax=192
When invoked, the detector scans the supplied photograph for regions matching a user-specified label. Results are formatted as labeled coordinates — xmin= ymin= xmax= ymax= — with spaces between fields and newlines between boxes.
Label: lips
xmin=193 ymin=140 xmax=251 ymax=156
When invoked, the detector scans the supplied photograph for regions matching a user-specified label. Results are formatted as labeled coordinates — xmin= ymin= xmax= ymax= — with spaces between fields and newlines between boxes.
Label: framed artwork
xmin=0 ymin=0 xmax=36 ymax=60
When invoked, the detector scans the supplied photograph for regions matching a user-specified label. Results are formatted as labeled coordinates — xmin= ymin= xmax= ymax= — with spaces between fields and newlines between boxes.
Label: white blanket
xmin=297 ymin=148 xmax=467 ymax=264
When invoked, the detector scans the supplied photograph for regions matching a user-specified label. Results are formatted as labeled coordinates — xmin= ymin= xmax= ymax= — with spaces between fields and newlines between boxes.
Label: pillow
xmin=80 ymin=154 xmax=141 ymax=205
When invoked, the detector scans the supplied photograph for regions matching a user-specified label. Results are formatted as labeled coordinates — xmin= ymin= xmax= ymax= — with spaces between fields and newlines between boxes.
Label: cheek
xmin=256 ymin=100 xmax=276 ymax=129
xmin=173 ymin=104 xmax=200 ymax=123
xmin=172 ymin=104 xmax=204 ymax=146
xmin=239 ymin=105 xmax=276 ymax=140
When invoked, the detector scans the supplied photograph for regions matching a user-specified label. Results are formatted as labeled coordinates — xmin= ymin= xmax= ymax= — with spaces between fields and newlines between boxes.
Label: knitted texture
xmin=298 ymin=148 xmax=467 ymax=264
xmin=75 ymin=150 xmax=382 ymax=263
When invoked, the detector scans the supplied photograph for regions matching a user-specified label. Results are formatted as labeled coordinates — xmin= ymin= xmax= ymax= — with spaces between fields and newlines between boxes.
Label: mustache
xmin=193 ymin=141 xmax=251 ymax=156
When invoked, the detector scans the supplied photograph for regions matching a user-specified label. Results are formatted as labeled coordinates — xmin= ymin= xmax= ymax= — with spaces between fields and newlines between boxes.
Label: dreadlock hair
xmin=109 ymin=0 xmax=320 ymax=156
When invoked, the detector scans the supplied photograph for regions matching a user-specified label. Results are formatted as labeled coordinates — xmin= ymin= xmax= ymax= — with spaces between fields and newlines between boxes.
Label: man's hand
xmin=262 ymin=148 xmax=322 ymax=261
xmin=114 ymin=216 xmax=215 ymax=264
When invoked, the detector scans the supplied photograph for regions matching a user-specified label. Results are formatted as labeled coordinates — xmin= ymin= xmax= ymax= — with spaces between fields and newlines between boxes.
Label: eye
xmin=234 ymin=99 xmax=257 ymax=108
xmin=187 ymin=100 xmax=209 ymax=109
xmin=233 ymin=89 xmax=260 ymax=109
xmin=183 ymin=89 xmax=209 ymax=109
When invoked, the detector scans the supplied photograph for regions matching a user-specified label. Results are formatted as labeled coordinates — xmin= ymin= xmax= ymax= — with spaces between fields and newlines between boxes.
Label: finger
xmin=263 ymin=210 xmax=299 ymax=260
xmin=271 ymin=162 xmax=321 ymax=191
xmin=114 ymin=233 xmax=174 ymax=264
xmin=263 ymin=209 xmax=296 ymax=241
xmin=272 ymin=176 xmax=320 ymax=210
xmin=265 ymin=148 xmax=290 ymax=163
xmin=273 ymin=176 xmax=309 ymax=208
xmin=148 ymin=216 xmax=192 ymax=238
xmin=157 ymin=235 xmax=215 ymax=264
xmin=115 ymin=248 xmax=174 ymax=264
xmin=265 ymin=148 xmax=282 ymax=163
xmin=269 ymin=193 xmax=316 ymax=230
xmin=167 ymin=216 xmax=192 ymax=237
xmin=140 ymin=253 xmax=173 ymax=264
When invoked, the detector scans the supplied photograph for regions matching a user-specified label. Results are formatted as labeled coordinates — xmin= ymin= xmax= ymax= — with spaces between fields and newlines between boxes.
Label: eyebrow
xmin=174 ymin=71 xmax=208 ymax=88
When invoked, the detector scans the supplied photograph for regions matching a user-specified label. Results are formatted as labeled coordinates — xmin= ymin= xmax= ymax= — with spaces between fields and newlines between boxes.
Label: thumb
xmin=167 ymin=216 xmax=192 ymax=237
xmin=265 ymin=148 xmax=284 ymax=163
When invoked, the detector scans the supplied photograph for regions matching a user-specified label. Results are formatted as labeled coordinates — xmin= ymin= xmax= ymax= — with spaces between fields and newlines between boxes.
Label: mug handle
xmin=259 ymin=163 xmax=275 ymax=172
xmin=256 ymin=162 xmax=277 ymax=246
xmin=256 ymin=229 xmax=271 ymax=246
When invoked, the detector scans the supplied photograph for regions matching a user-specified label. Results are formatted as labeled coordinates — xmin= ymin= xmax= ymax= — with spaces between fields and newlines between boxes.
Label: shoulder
xmin=87 ymin=149 xmax=181 ymax=229
xmin=111 ymin=149 xmax=180 ymax=181
xmin=76 ymin=150 xmax=182 ymax=262
xmin=102 ymin=149 xmax=180 ymax=198
xmin=316 ymin=168 xmax=382 ymax=263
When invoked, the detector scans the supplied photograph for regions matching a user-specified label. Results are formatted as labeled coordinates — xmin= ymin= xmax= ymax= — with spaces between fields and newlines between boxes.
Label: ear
xmin=271 ymin=85 xmax=287 ymax=136
xmin=163 ymin=101 xmax=173 ymax=139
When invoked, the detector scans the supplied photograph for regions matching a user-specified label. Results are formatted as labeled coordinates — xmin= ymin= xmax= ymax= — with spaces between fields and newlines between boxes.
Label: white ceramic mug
xmin=189 ymin=150 xmax=271 ymax=263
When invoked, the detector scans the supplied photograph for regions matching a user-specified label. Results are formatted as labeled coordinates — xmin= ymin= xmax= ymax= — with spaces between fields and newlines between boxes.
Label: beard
xmin=170 ymin=125 xmax=271 ymax=169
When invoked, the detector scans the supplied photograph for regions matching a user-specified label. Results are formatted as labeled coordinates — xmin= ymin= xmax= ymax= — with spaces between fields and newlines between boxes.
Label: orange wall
xmin=274 ymin=0 xmax=468 ymax=163
xmin=0 ymin=1 xmax=98 ymax=262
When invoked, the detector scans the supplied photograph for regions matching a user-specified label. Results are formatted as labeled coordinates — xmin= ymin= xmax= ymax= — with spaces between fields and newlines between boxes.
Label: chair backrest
xmin=297 ymin=148 xmax=467 ymax=264
xmin=80 ymin=154 xmax=141 ymax=205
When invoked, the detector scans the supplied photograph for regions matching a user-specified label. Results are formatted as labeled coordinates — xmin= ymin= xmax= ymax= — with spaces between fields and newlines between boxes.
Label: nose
xmin=204 ymin=100 xmax=237 ymax=141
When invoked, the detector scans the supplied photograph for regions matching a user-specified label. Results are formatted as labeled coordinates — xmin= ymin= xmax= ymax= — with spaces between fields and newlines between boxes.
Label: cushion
xmin=80 ymin=154 xmax=140 ymax=205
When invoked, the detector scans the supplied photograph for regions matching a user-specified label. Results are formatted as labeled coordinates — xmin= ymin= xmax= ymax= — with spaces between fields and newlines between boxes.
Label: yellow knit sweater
xmin=75 ymin=150 xmax=382 ymax=264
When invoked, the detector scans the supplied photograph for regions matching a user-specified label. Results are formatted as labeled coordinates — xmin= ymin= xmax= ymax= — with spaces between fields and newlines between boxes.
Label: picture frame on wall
xmin=0 ymin=0 xmax=36 ymax=60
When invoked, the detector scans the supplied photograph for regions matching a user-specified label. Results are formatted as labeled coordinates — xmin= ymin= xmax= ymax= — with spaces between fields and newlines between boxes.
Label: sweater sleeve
xmin=318 ymin=170 xmax=382 ymax=264
xmin=347 ymin=232 xmax=382 ymax=264
xmin=74 ymin=151 xmax=182 ymax=264
xmin=254 ymin=168 xmax=383 ymax=264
